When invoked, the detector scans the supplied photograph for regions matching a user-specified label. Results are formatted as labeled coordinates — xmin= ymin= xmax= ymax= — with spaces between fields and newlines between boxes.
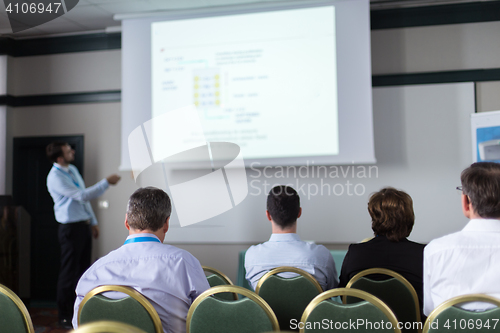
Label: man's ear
xmin=297 ymin=207 xmax=302 ymax=219
xmin=461 ymin=194 xmax=471 ymax=219
xmin=266 ymin=210 xmax=272 ymax=222
xmin=124 ymin=214 xmax=131 ymax=230
xmin=163 ymin=217 xmax=170 ymax=233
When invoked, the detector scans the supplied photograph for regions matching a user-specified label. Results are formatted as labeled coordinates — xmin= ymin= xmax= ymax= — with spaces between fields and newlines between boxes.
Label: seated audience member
xmin=424 ymin=162 xmax=500 ymax=316
xmin=245 ymin=185 xmax=338 ymax=291
xmin=72 ymin=187 xmax=210 ymax=333
xmin=339 ymin=187 xmax=425 ymax=311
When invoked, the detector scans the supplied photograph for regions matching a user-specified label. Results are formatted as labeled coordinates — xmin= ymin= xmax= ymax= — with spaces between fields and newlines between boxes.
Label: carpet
xmin=29 ymin=307 xmax=72 ymax=333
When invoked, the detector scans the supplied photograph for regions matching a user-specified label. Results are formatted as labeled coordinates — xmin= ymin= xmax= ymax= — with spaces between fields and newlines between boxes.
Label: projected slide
xmin=151 ymin=6 xmax=338 ymax=160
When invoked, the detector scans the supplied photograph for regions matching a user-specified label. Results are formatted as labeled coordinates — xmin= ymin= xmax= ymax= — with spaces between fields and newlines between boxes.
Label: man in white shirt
xmin=424 ymin=162 xmax=500 ymax=316
xmin=72 ymin=187 xmax=210 ymax=333
xmin=245 ymin=185 xmax=338 ymax=292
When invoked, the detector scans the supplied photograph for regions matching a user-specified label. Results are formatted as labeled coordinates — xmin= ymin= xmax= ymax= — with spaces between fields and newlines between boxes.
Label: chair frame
xmin=202 ymin=265 xmax=238 ymax=300
xmin=0 ymin=284 xmax=35 ymax=333
xmin=423 ymin=294 xmax=500 ymax=333
xmin=77 ymin=285 xmax=163 ymax=333
xmin=70 ymin=320 xmax=148 ymax=333
xmin=202 ymin=266 xmax=235 ymax=285
xmin=345 ymin=267 xmax=422 ymax=329
xmin=186 ymin=285 xmax=280 ymax=333
xmin=255 ymin=266 xmax=323 ymax=294
xmin=300 ymin=288 xmax=401 ymax=333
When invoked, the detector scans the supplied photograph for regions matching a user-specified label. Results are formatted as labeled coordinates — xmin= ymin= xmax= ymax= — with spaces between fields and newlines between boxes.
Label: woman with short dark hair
xmin=339 ymin=187 xmax=425 ymax=311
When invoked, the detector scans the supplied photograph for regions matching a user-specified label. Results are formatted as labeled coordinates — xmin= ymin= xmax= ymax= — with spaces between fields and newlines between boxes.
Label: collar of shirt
xmin=463 ymin=218 xmax=500 ymax=232
xmin=54 ymin=162 xmax=70 ymax=172
xmin=268 ymin=233 xmax=301 ymax=242
xmin=125 ymin=233 xmax=161 ymax=242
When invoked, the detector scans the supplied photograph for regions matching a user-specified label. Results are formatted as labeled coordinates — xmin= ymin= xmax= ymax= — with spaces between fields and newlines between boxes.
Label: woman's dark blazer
xmin=339 ymin=235 xmax=426 ymax=310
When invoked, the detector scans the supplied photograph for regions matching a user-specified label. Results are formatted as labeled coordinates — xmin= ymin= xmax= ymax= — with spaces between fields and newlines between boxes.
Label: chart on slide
xmin=193 ymin=68 xmax=226 ymax=119
xmin=151 ymin=6 xmax=339 ymax=159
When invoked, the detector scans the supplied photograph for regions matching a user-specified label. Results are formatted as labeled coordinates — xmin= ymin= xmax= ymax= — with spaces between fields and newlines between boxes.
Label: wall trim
xmin=372 ymin=68 xmax=500 ymax=87
xmin=0 ymin=33 xmax=121 ymax=57
xmin=0 ymin=91 xmax=121 ymax=107
xmin=371 ymin=1 xmax=500 ymax=30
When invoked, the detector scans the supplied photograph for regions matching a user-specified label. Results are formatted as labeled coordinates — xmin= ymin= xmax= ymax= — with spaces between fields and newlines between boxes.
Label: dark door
xmin=13 ymin=135 xmax=84 ymax=301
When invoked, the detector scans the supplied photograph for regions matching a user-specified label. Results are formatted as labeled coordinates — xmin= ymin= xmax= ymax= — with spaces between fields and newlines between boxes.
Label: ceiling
xmin=0 ymin=0 xmax=495 ymax=38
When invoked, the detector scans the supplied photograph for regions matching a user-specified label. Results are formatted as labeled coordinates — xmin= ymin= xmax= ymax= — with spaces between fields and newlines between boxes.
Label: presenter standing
xmin=45 ymin=142 xmax=121 ymax=328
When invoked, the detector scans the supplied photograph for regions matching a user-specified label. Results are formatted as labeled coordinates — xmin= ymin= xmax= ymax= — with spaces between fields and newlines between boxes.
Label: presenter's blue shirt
xmin=46 ymin=163 xmax=108 ymax=226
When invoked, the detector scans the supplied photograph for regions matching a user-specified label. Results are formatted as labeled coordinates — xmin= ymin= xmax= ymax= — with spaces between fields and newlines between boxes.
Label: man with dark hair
xmin=245 ymin=185 xmax=338 ymax=291
xmin=424 ymin=162 xmax=500 ymax=316
xmin=72 ymin=187 xmax=209 ymax=333
xmin=46 ymin=141 xmax=121 ymax=328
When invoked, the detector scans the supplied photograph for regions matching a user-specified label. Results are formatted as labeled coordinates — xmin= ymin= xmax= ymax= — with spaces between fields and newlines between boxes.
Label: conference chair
xmin=300 ymin=288 xmax=401 ymax=333
xmin=187 ymin=285 xmax=279 ymax=333
xmin=345 ymin=268 xmax=422 ymax=333
xmin=202 ymin=265 xmax=238 ymax=300
xmin=70 ymin=321 xmax=147 ymax=333
xmin=423 ymin=294 xmax=500 ymax=333
xmin=77 ymin=285 xmax=163 ymax=333
xmin=255 ymin=266 xmax=323 ymax=331
xmin=0 ymin=284 xmax=35 ymax=333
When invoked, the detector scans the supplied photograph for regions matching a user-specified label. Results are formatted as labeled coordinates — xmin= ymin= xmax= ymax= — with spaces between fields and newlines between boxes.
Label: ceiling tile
xmin=1 ymin=26 xmax=45 ymax=37
xmin=148 ymin=0 xmax=209 ymax=10
xmin=96 ymin=1 xmax=158 ymax=15
xmin=0 ymin=17 xmax=12 ymax=30
xmin=34 ymin=15 xmax=86 ymax=33
xmin=86 ymin=0 xmax=135 ymax=3
xmin=65 ymin=4 xmax=112 ymax=19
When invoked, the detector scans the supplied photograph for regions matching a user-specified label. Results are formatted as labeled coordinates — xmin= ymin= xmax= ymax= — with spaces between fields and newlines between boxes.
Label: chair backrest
xmin=202 ymin=265 xmax=238 ymax=301
xmin=255 ymin=266 xmax=323 ymax=331
xmin=423 ymin=294 xmax=500 ymax=333
xmin=345 ymin=268 xmax=422 ymax=333
xmin=301 ymin=288 xmax=401 ymax=333
xmin=70 ymin=320 xmax=148 ymax=333
xmin=77 ymin=285 xmax=163 ymax=333
xmin=187 ymin=285 xmax=279 ymax=333
xmin=0 ymin=284 xmax=34 ymax=333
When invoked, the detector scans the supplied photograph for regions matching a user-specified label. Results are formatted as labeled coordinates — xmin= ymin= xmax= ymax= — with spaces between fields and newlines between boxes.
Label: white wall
xmin=0 ymin=105 xmax=6 ymax=195
xmin=371 ymin=21 xmax=500 ymax=74
xmin=0 ymin=55 xmax=7 ymax=194
xmin=7 ymin=50 xmax=121 ymax=95
xmin=5 ymin=18 xmax=500 ymax=281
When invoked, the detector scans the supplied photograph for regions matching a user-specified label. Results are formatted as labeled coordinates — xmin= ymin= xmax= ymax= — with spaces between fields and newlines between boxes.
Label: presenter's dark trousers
xmin=57 ymin=221 xmax=92 ymax=321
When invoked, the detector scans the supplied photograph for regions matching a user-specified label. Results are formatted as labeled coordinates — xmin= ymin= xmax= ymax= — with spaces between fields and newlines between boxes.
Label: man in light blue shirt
xmin=46 ymin=141 xmax=121 ymax=328
xmin=72 ymin=187 xmax=210 ymax=333
xmin=245 ymin=185 xmax=338 ymax=292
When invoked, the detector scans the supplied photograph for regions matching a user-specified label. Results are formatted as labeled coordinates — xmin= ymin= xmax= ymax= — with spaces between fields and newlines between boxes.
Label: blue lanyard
xmin=53 ymin=165 xmax=80 ymax=188
xmin=124 ymin=237 xmax=161 ymax=245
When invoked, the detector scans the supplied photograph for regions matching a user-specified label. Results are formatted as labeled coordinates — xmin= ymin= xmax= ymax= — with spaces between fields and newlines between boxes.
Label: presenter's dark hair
xmin=267 ymin=185 xmax=300 ymax=228
xmin=369 ymin=187 xmax=414 ymax=242
xmin=46 ymin=141 xmax=68 ymax=163
xmin=461 ymin=162 xmax=500 ymax=218
xmin=126 ymin=187 xmax=172 ymax=231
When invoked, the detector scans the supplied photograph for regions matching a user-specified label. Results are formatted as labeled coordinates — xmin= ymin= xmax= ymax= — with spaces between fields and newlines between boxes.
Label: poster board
xmin=471 ymin=111 xmax=500 ymax=162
